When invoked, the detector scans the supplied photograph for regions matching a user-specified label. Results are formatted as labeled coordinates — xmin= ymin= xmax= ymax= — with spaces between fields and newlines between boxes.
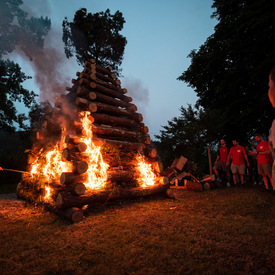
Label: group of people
xmin=213 ymin=66 xmax=275 ymax=192
xmin=213 ymin=135 xmax=275 ymax=191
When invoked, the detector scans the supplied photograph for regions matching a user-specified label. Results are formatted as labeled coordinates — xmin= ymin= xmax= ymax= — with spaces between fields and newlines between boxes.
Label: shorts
xmin=231 ymin=164 xmax=246 ymax=175
xmin=214 ymin=161 xmax=228 ymax=172
xmin=258 ymin=163 xmax=272 ymax=176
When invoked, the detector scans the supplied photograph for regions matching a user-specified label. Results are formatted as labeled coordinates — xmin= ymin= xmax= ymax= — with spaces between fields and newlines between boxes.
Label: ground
xmin=0 ymin=186 xmax=275 ymax=274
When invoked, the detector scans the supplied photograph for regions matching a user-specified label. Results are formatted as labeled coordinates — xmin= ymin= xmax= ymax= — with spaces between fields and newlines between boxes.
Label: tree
xmin=62 ymin=8 xmax=127 ymax=74
xmin=0 ymin=59 xmax=37 ymax=131
xmin=0 ymin=0 xmax=51 ymax=131
xmin=155 ymin=105 xmax=212 ymax=174
xmin=178 ymin=0 xmax=275 ymax=143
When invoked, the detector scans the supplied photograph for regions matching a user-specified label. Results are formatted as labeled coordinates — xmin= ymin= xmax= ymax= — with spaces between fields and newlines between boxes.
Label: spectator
xmin=213 ymin=139 xmax=231 ymax=186
xmin=226 ymin=139 xmax=250 ymax=186
xmin=250 ymin=133 xmax=273 ymax=191
xmin=268 ymin=66 xmax=275 ymax=192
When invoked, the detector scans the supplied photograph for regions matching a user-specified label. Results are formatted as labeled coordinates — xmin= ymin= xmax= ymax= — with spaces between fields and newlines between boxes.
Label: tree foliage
xmin=178 ymin=0 xmax=275 ymax=142
xmin=155 ymin=105 xmax=212 ymax=174
xmin=0 ymin=0 xmax=51 ymax=131
xmin=62 ymin=8 xmax=127 ymax=74
xmin=0 ymin=59 xmax=36 ymax=131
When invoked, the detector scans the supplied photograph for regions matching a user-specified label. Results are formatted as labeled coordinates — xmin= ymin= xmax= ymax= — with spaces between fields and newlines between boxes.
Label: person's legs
xmin=232 ymin=173 xmax=238 ymax=185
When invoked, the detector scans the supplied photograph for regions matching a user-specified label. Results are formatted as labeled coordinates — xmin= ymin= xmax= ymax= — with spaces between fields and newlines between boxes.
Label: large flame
xmin=136 ymin=154 xmax=156 ymax=187
xmin=79 ymin=112 xmax=109 ymax=190
xmin=29 ymin=111 xmax=157 ymax=201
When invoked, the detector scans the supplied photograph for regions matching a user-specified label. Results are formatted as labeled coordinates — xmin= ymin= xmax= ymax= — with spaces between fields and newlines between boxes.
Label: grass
xmin=0 ymin=185 xmax=275 ymax=274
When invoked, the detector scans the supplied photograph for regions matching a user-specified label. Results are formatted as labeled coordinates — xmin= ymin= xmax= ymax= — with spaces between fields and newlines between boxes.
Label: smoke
xmin=123 ymin=76 xmax=150 ymax=122
xmin=9 ymin=0 xmax=74 ymax=104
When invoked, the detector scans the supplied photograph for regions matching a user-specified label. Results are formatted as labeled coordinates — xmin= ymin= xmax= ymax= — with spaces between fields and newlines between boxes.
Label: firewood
xmin=77 ymin=87 xmax=137 ymax=111
xmin=73 ymin=160 xmax=89 ymax=174
xmin=91 ymin=124 xmax=140 ymax=139
xmin=64 ymin=135 xmax=82 ymax=144
xmin=42 ymin=201 xmax=83 ymax=223
xmin=55 ymin=184 xmax=169 ymax=210
xmin=90 ymin=113 xmax=141 ymax=129
xmin=65 ymin=207 xmax=84 ymax=223
xmin=88 ymin=101 xmax=143 ymax=122
xmin=60 ymin=172 xmax=87 ymax=185
xmin=92 ymin=137 xmax=146 ymax=150
xmin=67 ymin=182 xmax=86 ymax=195
xmin=171 ymin=155 xmax=188 ymax=171
xmin=185 ymin=181 xmax=203 ymax=191
xmin=75 ymin=97 xmax=89 ymax=108
xmin=90 ymin=82 xmax=132 ymax=102
xmin=79 ymin=78 xmax=91 ymax=88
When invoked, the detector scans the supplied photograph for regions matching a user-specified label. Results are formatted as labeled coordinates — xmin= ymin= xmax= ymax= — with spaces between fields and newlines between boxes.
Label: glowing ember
xmin=136 ymin=154 xmax=156 ymax=187
xmin=44 ymin=186 xmax=52 ymax=200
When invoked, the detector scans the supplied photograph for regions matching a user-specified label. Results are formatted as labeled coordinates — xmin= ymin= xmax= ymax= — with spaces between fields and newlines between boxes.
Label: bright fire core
xmin=29 ymin=111 xmax=157 ymax=200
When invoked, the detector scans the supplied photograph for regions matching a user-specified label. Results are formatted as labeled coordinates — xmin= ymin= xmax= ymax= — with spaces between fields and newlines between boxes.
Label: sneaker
xmin=217 ymin=178 xmax=222 ymax=182
xmin=254 ymin=181 xmax=257 ymax=185
xmin=227 ymin=182 xmax=230 ymax=187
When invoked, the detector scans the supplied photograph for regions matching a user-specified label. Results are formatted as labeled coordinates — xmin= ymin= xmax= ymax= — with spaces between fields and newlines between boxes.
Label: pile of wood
xmin=17 ymin=59 xmax=170 ymax=223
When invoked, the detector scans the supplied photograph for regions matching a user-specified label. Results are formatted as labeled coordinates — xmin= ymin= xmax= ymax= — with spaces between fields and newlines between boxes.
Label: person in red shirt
xmin=250 ymin=133 xmax=273 ymax=190
xmin=213 ymin=139 xmax=231 ymax=186
xmin=226 ymin=139 xmax=250 ymax=186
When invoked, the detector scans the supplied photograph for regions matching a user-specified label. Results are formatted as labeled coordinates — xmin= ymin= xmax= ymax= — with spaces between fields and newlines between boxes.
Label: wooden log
xmin=65 ymin=207 xmax=84 ymax=223
xmin=47 ymin=181 xmax=85 ymax=196
xmin=73 ymin=160 xmax=89 ymax=174
xmin=90 ymin=71 xmax=117 ymax=86
xmin=185 ymin=181 xmax=203 ymax=192
xmin=171 ymin=155 xmax=188 ymax=171
xmin=88 ymin=101 xmax=143 ymax=122
xmin=92 ymin=137 xmax=146 ymax=150
xmin=67 ymin=182 xmax=86 ymax=195
xmin=60 ymin=172 xmax=87 ymax=185
xmin=107 ymin=170 xmax=136 ymax=182
xmin=90 ymin=82 xmax=132 ymax=102
xmin=90 ymin=113 xmax=141 ymax=129
xmin=91 ymin=124 xmax=140 ymax=139
xmin=43 ymin=201 xmax=84 ymax=223
xmin=62 ymin=143 xmax=87 ymax=161
xmin=55 ymin=184 xmax=169 ymax=209
xmin=75 ymin=97 xmax=89 ymax=108
xmin=77 ymin=87 xmax=137 ymax=112
xmin=79 ymin=78 xmax=91 ymax=88
xmin=90 ymin=63 xmax=113 ymax=77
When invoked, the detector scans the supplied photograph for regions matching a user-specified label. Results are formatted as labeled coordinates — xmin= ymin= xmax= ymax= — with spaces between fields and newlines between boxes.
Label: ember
xmin=17 ymin=59 xmax=170 ymax=223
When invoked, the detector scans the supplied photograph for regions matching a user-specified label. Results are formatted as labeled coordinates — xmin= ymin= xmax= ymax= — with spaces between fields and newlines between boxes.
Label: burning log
xmin=55 ymin=184 xmax=169 ymax=210
xmin=73 ymin=160 xmax=89 ymax=174
xmin=60 ymin=172 xmax=87 ymax=185
xmin=92 ymin=137 xmax=146 ymax=150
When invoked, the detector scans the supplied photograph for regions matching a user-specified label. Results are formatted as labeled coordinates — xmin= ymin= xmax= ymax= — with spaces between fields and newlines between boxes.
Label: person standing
xmin=268 ymin=66 xmax=275 ymax=192
xmin=250 ymin=133 xmax=273 ymax=190
xmin=226 ymin=139 xmax=250 ymax=186
xmin=213 ymin=139 xmax=231 ymax=186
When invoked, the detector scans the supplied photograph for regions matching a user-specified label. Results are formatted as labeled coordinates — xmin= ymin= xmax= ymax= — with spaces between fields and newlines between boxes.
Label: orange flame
xmin=79 ymin=112 xmax=109 ymax=190
xmin=136 ymin=154 xmax=156 ymax=187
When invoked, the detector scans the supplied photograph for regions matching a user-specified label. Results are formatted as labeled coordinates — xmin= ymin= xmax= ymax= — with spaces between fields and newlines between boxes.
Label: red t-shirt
xmin=228 ymin=145 xmax=247 ymax=165
xmin=218 ymin=146 xmax=228 ymax=163
xmin=256 ymin=140 xmax=273 ymax=164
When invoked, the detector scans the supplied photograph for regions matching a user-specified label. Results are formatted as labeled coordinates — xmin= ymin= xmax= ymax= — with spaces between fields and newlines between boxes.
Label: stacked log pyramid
xmin=17 ymin=59 xmax=169 ymax=223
